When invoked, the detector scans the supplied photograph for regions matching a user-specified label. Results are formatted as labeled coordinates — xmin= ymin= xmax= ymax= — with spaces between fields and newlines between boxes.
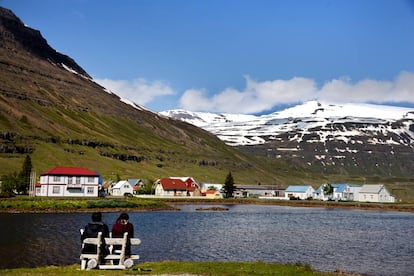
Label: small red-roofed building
xmin=37 ymin=166 xmax=101 ymax=197
xmin=204 ymin=189 xmax=223 ymax=199
xmin=155 ymin=177 xmax=201 ymax=197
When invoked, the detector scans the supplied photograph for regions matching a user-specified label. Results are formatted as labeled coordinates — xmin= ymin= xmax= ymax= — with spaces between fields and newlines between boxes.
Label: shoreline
xmin=165 ymin=198 xmax=414 ymax=213
xmin=1 ymin=198 xmax=413 ymax=213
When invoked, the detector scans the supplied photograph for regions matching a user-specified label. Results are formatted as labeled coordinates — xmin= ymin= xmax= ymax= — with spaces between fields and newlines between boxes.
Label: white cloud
xmin=180 ymin=89 xmax=213 ymax=111
xmin=95 ymin=77 xmax=175 ymax=106
xmin=179 ymin=72 xmax=414 ymax=114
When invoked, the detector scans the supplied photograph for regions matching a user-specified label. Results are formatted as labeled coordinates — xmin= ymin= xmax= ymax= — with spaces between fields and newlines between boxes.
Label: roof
xmin=332 ymin=184 xmax=347 ymax=193
xmin=159 ymin=178 xmax=187 ymax=190
xmin=205 ymin=190 xmax=220 ymax=194
xmin=158 ymin=178 xmax=199 ymax=191
xmin=127 ymin=179 xmax=142 ymax=185
xmin=40 ymin=167 xmax=99 ymax=177
xmin=316 ymin=183 xmax=362 ymax=194
xmin=236 ymin=184 xmax=279 ymax=190
xmin=113 ymin=180 xmax=130 ymax=189
xmin=285 ymin=185 xmax=313 ymax=193
xmin=359 ymin=184 xmax=384 ymax=194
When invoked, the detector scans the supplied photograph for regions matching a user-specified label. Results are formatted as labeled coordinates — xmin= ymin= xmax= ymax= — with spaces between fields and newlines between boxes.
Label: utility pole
xmin=29 ymin=171 xmax=36 ymax=196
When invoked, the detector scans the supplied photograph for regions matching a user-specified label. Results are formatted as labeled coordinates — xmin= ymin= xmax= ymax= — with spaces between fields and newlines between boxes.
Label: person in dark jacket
xmin=81 ymin=212 xmax=110 ymax=258
xmin=111 ymin=212 xmax=134 ymax=257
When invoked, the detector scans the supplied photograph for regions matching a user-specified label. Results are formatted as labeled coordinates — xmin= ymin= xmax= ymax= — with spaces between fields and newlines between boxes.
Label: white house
xmin=314 ymin=183 xmax=361 ymax=201
xmin=111 ymin=180 xmax=134 ymax=196
xmin=334 ymin=184 xmax=361 ymax=201
xmin=284 ymin=185 xmax=315 ymax=200
xmin=37 ymin=167 xmax=100 ymax=197
xmin=358 ymin=184 xmax=396 ymax=203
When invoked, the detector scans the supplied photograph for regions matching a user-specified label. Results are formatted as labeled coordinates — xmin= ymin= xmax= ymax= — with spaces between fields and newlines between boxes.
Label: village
xmin=33 ymin=166 xmax=396 ymax=203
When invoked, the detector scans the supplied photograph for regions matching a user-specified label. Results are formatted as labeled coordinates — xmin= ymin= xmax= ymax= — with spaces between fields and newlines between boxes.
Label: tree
xmin=137 ymin=179 xmax=155 ymax=195
xmin=323 ymin=183 xmax=334 ymax=199
xmin=0 ymin=173 xmax=19 ymax=197
xmin=222 ymin=171 xmax=235 ymax=198
xmin=17 ymin=155 xmax=32 ymax=194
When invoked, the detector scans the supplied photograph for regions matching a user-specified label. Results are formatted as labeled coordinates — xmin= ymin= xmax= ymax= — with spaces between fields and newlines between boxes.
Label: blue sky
xmin=1 ymin=0 xmax=414 ymax=114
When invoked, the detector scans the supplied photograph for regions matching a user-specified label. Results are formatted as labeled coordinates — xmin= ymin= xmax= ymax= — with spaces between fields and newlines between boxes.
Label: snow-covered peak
xmin=160 ymin=109 xmax=257 ymax=127
xmin=270 ymin=100 xmax=412 ymax=120
xmin=160 ymin=101 xmax=414 ymax=146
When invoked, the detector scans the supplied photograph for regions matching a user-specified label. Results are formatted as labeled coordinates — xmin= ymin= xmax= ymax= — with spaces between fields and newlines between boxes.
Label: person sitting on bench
xmin=81 ymin=212 xmax=110 ymax=260
xmin=111 ymin=212 xmax=134 ymax=257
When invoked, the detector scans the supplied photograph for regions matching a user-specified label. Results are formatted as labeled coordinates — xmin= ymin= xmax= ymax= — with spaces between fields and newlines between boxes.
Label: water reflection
xmin=0 ymin=205 xmax=413 ymax=276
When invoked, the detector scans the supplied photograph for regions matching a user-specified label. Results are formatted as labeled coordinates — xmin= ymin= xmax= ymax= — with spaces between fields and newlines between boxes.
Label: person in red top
xmin=111 ymin=212 xmax=134 ymax=257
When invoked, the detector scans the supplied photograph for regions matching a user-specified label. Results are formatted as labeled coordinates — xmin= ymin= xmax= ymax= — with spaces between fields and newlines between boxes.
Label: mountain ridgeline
xmin=0 ymin=7 xmax=285 ymax=185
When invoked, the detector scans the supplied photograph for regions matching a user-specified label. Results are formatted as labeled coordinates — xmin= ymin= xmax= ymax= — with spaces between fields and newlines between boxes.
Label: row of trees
xmin=0 ymin=155 xmax=32 ymax=197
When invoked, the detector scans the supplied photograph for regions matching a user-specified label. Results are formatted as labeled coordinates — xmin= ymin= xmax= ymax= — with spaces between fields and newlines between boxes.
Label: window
xmin=52 ymin=186 xmax=60 ymax=194
xmin=76 ymin=177 xmax=81 ymax=184
xmin=68 ymin=177 xmax=73 ymax=184
xmin=87 ymin=177 xmax=95 ymax=183
xmin=53 ymin=176 xmax=61 ymax=182
xmin=87 ymin=187 xmax=94 ymax=194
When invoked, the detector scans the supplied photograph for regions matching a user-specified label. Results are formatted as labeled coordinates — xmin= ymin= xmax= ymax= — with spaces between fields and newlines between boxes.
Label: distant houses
xmin=287 ymin=183 xmax=395 ymax=203
xmin=34 ymin=166 xmax=397 ymax=203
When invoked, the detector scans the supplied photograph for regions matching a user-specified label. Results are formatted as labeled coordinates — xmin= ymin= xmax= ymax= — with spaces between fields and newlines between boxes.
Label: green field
xmin=0 ymin=261 xmax=357 ymax=276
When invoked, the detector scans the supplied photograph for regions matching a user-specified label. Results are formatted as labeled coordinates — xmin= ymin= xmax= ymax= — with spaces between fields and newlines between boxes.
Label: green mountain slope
xmin=0 ymin=7 xmax=307 ymax=186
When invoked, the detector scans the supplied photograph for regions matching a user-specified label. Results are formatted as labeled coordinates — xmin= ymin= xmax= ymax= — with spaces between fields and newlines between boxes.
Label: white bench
xmin=80 ymin=231 xmax=141 ymax=270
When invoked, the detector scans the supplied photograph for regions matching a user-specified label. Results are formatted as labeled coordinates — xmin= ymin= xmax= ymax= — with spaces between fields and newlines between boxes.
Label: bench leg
xmin=87 ymin=258 xmax=98 ymax=270
xmin=124 ymin=258 xmax=134 ymax=269
xmin=81 ymin=259 xmax=87 ymax=270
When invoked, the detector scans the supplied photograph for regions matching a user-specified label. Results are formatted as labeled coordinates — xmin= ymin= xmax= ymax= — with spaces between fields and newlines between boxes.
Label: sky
xmin=1 ymin=0 xmax=414 ymax=114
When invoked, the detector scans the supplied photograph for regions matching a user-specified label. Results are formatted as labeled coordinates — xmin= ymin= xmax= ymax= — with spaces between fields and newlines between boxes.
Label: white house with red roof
xmin=37 ymin=167 xmax=100 ymax=197
xmin=155 ymin=177 xmax=201 ymax=197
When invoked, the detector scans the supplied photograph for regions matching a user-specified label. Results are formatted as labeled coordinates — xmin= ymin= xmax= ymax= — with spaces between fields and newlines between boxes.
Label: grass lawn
xmin=0 ymin=261 xmax=357 ymax=276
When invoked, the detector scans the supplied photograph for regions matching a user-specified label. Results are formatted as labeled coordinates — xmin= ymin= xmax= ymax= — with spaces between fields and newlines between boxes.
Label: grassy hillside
xmin=0 ymin=15 xmax=290 ymax=185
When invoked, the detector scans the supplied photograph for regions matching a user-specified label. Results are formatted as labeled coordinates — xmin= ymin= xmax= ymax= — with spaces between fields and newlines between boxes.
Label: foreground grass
xmin=0 ymin=261 xmax=356 ymax=276
xmin=0 ymin=197 xmax=171 ymax=212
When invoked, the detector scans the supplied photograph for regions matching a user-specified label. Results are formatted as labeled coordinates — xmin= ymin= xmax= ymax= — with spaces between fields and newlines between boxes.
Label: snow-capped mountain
xmin=161 ymin=101 xmax=414 ymax=146
xmin=161 ymin=101 xmax=414 ymax=177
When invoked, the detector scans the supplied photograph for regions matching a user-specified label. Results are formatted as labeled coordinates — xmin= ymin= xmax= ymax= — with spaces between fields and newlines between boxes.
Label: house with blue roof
xmin=284 ymin=185 xmax=315 ymax=200
xmin=314 ymin=183 xmax=361 ymax=201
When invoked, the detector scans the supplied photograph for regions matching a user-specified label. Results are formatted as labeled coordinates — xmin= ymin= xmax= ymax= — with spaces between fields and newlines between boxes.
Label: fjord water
xmin=0 ymin=205 xmax=412 ymax=276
